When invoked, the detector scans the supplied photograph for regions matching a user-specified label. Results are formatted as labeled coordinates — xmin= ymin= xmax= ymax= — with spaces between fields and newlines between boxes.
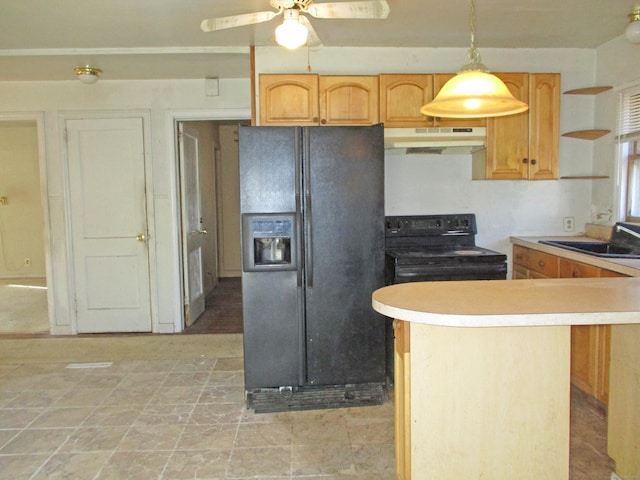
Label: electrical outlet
xmin=563 ymin=217 xmax=574 ymax=232
xmin=24 ymin=258 xmax=31 ymax=267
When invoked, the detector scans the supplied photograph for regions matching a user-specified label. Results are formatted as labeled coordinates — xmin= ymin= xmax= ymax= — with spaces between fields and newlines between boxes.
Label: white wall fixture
xmin=420 ymin=0 xmax=528 ymax=118
xmin=74 ymin=66 xmax=102 ymax=84
xmin=625 ymin=4 xmax=640 ymax=44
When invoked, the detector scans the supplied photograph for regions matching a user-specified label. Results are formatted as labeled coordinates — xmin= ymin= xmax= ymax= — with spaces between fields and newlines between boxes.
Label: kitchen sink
xmin=539 ymin=240 xmax=640 ymax=259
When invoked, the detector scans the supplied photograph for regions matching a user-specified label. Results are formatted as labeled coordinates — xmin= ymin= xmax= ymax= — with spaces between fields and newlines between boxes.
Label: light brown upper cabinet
xmin=259 ymin=74 xmax=379 ymax=126
xmin=379 ymin=74 xmax=486 ymax=128
xmin=477 ymin=73 xmax=560 ymax=180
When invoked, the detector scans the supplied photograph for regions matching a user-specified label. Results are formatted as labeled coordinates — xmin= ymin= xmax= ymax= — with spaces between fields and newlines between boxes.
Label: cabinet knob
xmin=312 ymin=117 xmax=319 ymax=123
xmin=530 ymin=159 xmax=537 ymax=165
xmin=523 ymin=158 xmax=529 ymax=164
xmin=572 ymin=270 xmax=580 ymax=278
xmin=538 ymin=260 xmax=545 ymax=267
xmin=320 ymin=118 xmax=327 ymax=125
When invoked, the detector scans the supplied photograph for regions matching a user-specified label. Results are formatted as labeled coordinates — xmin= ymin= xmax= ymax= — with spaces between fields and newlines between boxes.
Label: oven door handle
xmin=443 ymin=231 xmax=469 ymax=236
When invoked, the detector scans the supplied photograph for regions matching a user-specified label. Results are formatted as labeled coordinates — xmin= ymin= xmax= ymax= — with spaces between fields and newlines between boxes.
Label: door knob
xmin=136 ymin=233 xmax=146 ymax=242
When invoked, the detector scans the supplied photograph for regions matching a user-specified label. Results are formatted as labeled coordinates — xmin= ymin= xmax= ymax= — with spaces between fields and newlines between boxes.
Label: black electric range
xmin=384 ymin=214 xmax=507 ymax=284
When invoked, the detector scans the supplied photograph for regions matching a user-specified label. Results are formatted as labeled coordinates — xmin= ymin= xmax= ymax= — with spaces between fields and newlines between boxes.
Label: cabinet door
xmin=432 ymin=74 xmax=487 ymax=128
xmin=528 ymin=74 xmax=560 ymax=180
xmin=527 ymin=249 xmax=559 ymax=277
xmin=319 ymin=76 xmax=379 ymax=126
xmin=379 ymin=74 xmax=433 ymax=128
xmin=259 ymin=74 xmax=319 ymax=126
xmin=485 ymin=73 xmax=530 ymax=179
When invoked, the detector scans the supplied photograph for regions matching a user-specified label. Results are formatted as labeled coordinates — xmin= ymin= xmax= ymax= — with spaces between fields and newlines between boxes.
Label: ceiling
xmin=0 ymin=0 xmax=632 ymax=81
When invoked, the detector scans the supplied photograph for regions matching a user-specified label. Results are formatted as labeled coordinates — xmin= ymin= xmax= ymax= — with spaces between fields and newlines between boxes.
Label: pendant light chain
xmin=467 ymin=0 xmax=482 ymax=67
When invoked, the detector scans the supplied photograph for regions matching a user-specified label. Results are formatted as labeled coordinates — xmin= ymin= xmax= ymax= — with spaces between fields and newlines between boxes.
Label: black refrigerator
xmin=239 ymin=124 xmax=386 ymax=412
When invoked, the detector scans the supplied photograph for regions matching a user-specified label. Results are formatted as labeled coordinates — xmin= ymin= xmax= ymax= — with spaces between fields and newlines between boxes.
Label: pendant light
xmin=420 ymin=0 xmax=528 ymax=119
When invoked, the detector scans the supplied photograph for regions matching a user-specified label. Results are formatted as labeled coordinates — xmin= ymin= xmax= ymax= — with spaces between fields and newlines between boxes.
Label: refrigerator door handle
xmin=305 ymin=193 xmax=313 ymax=287
xmin=295 ymin=195 xmax=303 ymax=287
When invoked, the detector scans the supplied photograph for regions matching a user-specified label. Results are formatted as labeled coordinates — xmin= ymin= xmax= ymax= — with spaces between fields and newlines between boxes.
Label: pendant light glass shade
xmin=420 ymin=70 xmax=529 ymax=118
xmin=275 ymin=9 xmax=308 ymax=49
xmin=420 ymin=0 xmax=528 ymax=118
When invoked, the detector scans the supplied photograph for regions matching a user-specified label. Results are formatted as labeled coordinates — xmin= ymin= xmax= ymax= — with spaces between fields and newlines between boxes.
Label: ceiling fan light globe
xmin=275 ymin=18 xmax=308 ymax=49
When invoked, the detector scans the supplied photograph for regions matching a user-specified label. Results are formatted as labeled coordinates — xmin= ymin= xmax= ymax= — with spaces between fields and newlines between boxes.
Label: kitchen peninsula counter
xmin=373 ymin=278 xmax=640 ymax=480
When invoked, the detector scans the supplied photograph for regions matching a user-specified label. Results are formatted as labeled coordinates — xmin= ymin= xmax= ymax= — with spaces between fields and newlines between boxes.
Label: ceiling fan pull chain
xmin=307 ymin=45 xmax=312 ymax=72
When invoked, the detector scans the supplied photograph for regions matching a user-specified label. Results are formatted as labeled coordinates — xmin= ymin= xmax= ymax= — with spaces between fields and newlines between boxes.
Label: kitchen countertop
xmin=510 ymin=235 xmax=640 ymax=276
xmin=372 ymin=277 xmax=640 ymax=327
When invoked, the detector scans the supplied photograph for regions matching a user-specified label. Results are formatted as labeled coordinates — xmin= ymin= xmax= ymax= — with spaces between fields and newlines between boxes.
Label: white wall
xmin=0 ymin=78 xmax=250 ymax=333
xmin=256 ymin=47 xmax=599 ymax=271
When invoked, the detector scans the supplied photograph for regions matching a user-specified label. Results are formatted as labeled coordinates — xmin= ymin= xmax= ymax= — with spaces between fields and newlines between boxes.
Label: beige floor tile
xmin=171 ymin=357 xmax=218 ymax=372
xmin=0 ymin=407 xmax=45 ymax=428
xmin=148 ymin=386 xmax=202 ymax=406
xmin=291 ymin=416 xmax=350 ymax=446
xmin=134 ymin=403 xmax=194 ymax=426
xmin=208 ymin=370 xmax=244 ymax=385
xmin=0 ymin=453 xmax=50 ymax=480
xmin=189 ymin=402 xmax=243 ymax=425
xmin=175 ymin=423 xmax=238 ymax=450
xmin=116 ymin=424 xmax=184 ymax=451
xmin=162 ymin=372 xmax=210 ymax=388
xmin=29 ymin=406 xmax=94 ymax=428
xmin=228 ymin=446 xmax=292 ymax=478
xmin=235 ymin=421 xmax=293 ymax=448
xmin=118 ymin=372 xmax=169 ymax=388
xmin=81 ymin=405 xmax=143 ymax=427
xmin=31 ymin=451 xmax=112 ymax=480
xmin=96 ymin=450 xmax=172 ymax=479
xmin=198 ymin=384 xmax=244 ymax=404
xmin=347 ymin=419 xmax=394 ymax=445
xmin=4 ymin=389 xmax=67 ymax=408
xmin=214 ymin=356 xmax=244 ymax=371
xmin=59 ymin=426 xmax=129 ymax=452
xmin=291 ymin=444 xmax=356 ymax=476
xmin=0 ymin=428 xmax=19 ymax=448
xmin=53 ymin=388 xmax=112 ymax=407
xmin=163 ymin=449 xmax=232 ymax=479
xmin=101 ymin=386 xmax=158 ymax=406
xmin=352 ymin=443 xmax=395 ymax=476
xmin=74 ymin=373 xmax=125 ymax=389
xmin=1 ymin=427 xmax=75 ymax=454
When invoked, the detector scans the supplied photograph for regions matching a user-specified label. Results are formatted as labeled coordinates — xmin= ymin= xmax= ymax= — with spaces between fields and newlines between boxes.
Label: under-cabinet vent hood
xmin=384 ymin=127 xmax=486 ymax=154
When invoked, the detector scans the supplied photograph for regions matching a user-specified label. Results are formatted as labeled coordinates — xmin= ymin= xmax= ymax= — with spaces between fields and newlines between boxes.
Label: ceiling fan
xmin=200 ymin=0 xmax=391 ymax=50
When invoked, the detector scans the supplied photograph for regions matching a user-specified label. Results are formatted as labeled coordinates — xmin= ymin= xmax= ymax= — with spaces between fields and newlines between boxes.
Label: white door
xmin=66 ymin=117 xmax=152 ymax=333
xmin=178 ymin=122 xmax=207 ymax=327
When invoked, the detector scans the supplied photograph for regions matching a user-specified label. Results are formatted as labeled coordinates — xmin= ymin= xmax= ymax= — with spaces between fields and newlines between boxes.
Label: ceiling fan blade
xmin=299 ymin=15 xmax=323 ymax=50
xmin=201 ymin=11 xmax=279 ymax=32
xmin=305 ymin=0 xmax=390 ymax=19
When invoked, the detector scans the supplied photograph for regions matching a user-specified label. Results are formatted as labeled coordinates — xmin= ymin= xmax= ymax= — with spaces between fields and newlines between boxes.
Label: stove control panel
xmin=385 ymin=214 xmax=477 ymax=237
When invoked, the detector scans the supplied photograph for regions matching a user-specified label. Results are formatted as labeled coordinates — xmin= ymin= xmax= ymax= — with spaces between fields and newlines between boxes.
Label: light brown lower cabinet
xmin=512 ymin=245 xmax=629 ymax=405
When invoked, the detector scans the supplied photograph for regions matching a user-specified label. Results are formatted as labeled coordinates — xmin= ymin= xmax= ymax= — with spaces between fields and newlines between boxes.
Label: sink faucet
xmin=616 ymin=224 xmax=640 ymax=240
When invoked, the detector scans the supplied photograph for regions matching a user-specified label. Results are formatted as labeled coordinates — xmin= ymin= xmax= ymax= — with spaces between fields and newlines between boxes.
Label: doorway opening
xmin=175 ymin=119 xmax=249 ymax=334
xmin=0 ymin=118 xmax=49 ymax=335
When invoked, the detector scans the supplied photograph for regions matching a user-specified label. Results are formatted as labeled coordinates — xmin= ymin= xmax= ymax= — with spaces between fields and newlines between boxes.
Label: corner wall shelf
xmin=562 ymin=129 xmax=611 ymax=140
xmin=564 ymin=86 xmax=613 ymax=95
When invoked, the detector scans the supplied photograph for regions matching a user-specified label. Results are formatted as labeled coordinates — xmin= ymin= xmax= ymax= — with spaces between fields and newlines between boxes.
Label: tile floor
xmin=0 ymin=335 xmax=394 ymax=479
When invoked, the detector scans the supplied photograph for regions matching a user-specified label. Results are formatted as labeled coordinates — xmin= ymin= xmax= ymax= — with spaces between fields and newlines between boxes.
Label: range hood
xmin=384 ymin=127 xmax=486 ymax=154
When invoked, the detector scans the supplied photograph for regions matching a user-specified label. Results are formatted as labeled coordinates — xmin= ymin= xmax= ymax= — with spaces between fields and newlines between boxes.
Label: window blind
xmin=618 ymin=83 xmax=640 ymax=142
